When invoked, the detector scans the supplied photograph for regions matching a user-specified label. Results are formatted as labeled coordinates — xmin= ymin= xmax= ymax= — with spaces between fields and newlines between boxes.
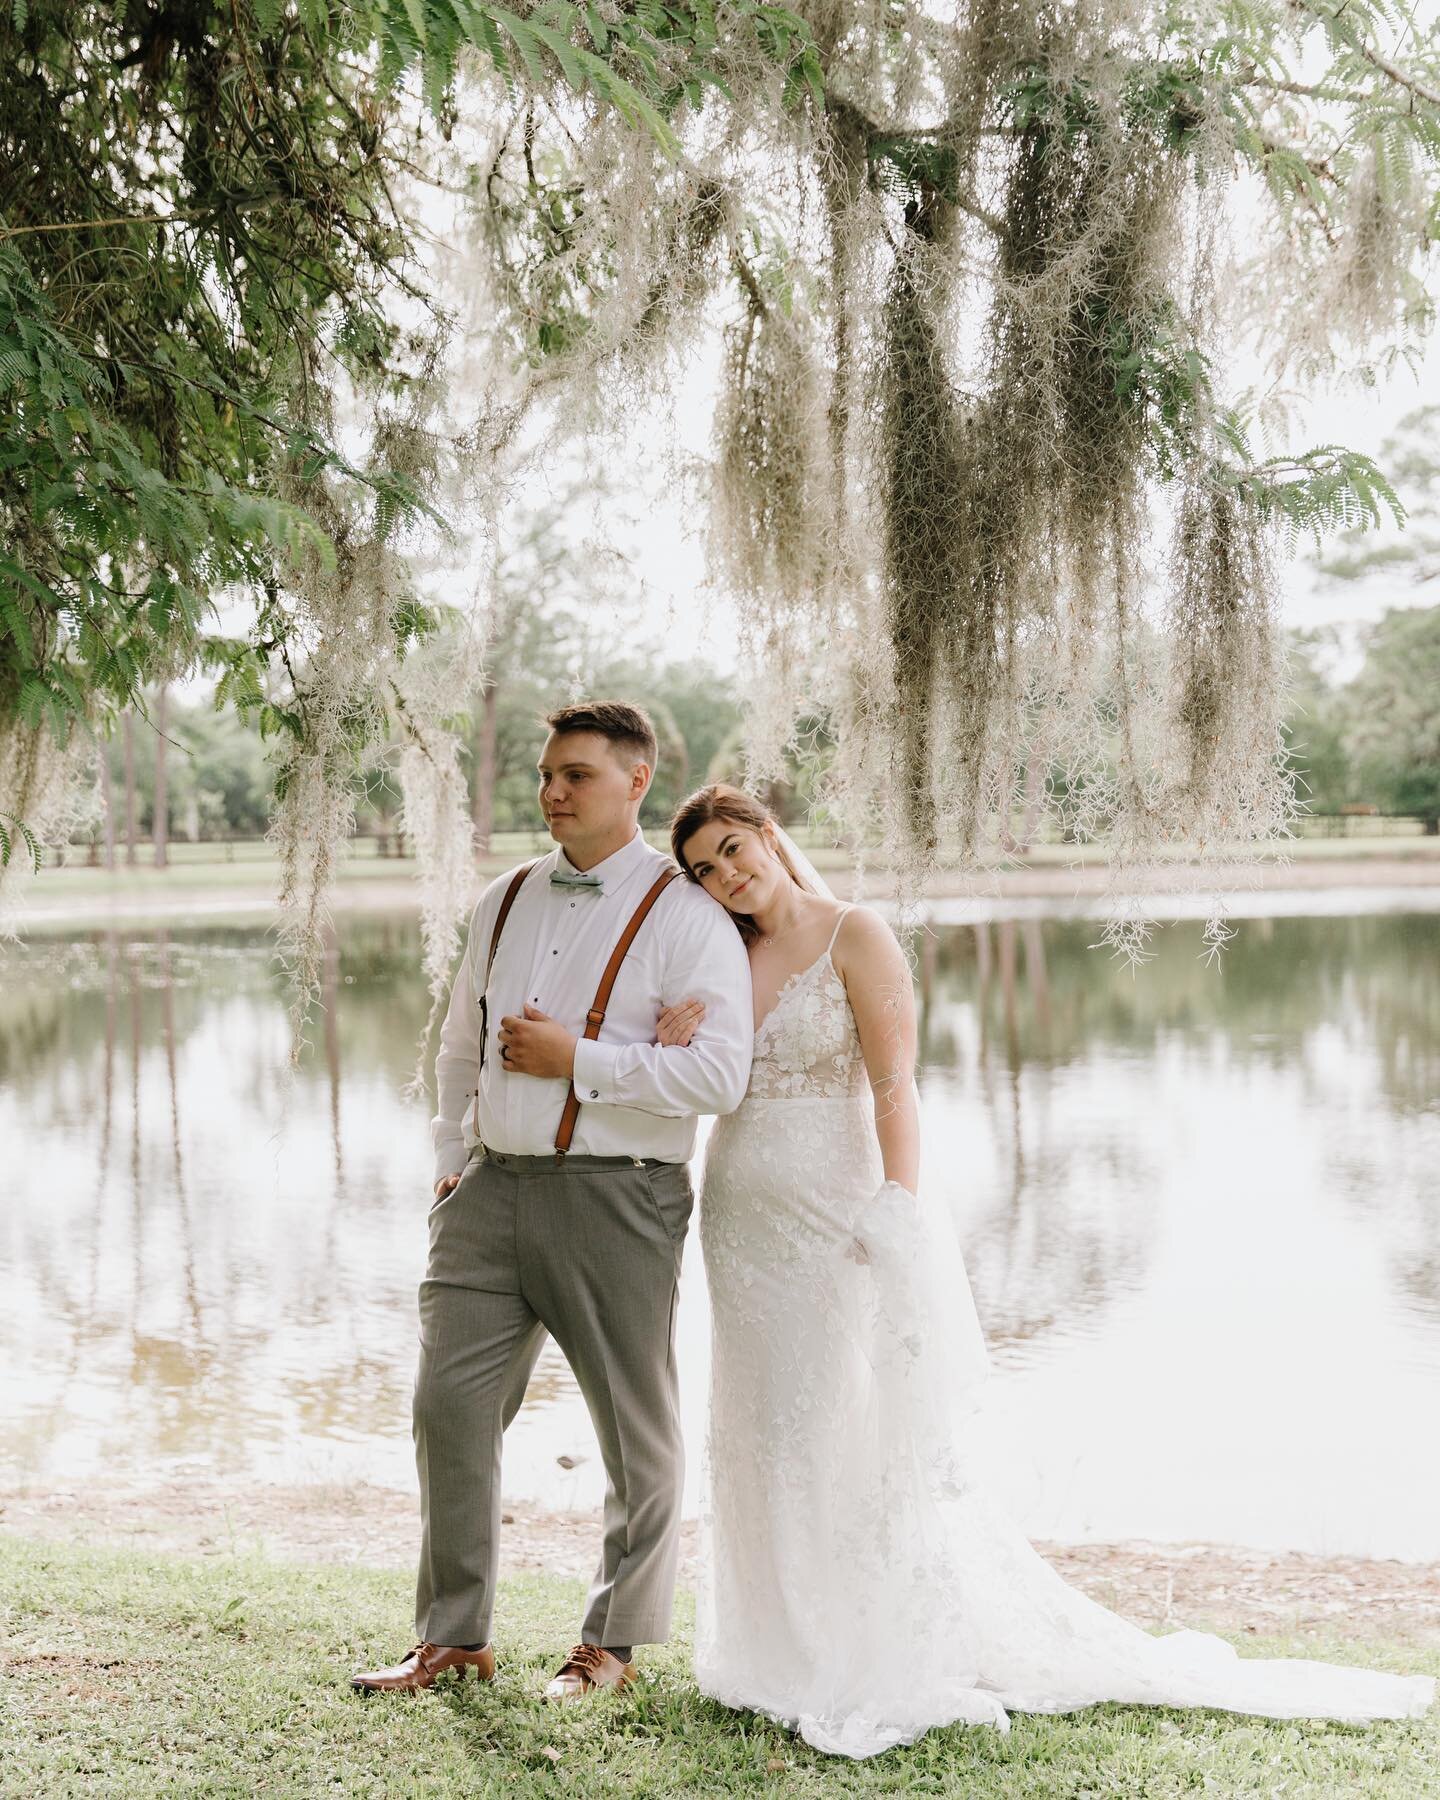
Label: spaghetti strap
xmin=825 ymin=905 xmax=852 ymax=956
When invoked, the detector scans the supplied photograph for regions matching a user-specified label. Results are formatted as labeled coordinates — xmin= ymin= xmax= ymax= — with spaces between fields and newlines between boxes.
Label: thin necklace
xmin=753 ymin=856 xmax=808 ymax=947
xmin=757 ymin=905 xmax=806 ymax=950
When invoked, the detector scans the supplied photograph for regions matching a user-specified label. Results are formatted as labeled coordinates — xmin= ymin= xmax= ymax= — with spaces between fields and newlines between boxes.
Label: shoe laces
xmin=562 ymin=1643 xmax=608 ymax=1675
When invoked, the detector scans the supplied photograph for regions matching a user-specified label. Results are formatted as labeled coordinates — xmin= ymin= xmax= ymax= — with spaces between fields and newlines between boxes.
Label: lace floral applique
xmin=747 ymin=953 xmax=868 ymax=1100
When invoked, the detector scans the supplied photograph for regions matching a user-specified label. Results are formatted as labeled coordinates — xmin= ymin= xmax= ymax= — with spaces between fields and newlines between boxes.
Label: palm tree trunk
xmin=122 ymin=710 xmax=138 ymax=866
xmin=152 ymin=686 xmax=169 ymax=869
xmin=100 ymin=743 xmax=117 ymax=870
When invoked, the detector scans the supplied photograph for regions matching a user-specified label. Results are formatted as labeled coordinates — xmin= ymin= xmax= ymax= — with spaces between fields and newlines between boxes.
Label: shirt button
xmin=552 ymin=948 xmax=558 ymax=955
xmin=589 ymin=1089 xmax=599 ymax=1099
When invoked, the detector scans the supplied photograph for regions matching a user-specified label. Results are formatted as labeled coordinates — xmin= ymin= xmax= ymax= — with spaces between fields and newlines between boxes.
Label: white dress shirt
xmin=431 ymin=831 xmax=754 ymax=1179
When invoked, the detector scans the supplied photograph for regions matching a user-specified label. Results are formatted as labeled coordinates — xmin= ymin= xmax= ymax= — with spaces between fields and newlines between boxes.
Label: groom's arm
xmin=429 ymin=892 xmax=490 ymax=1184
xmin=571 ymin=894 xmax=752 ymax=1119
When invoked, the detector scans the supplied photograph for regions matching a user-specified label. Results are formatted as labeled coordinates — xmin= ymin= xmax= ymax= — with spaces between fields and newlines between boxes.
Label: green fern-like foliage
xmin=370 ymin=0 xmax=820 ymax=147
xmin=0 ymin=0 xmax=819 ymax=849
xmin=1230 ymin=444 xmax=1407 ymax=546
xmin=0 ymin=809 xmax=41 ymax=871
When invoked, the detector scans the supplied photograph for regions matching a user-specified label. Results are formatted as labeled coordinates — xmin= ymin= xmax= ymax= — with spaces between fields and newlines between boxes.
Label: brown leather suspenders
xmin=472 ymin=859 xmax=681 ymax=1158
xmin=471 ymin=859 xmax=539 ymax=1136
xmin=486 ymin=862 xmax=537 ymax=989
xmin=553 ymin=867 xmax=679 ymax=1156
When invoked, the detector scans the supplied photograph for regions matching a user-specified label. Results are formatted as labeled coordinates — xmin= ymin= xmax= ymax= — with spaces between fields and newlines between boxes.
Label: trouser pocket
xmin=643 ymin=1160 xmax=695 ymax=1248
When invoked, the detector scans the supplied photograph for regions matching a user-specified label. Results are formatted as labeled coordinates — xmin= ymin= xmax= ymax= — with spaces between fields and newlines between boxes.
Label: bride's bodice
xmin=746 ymin=950 xmax=868 ymax=1101
xmin=705 ymin=935 xmax=880 ymax=1291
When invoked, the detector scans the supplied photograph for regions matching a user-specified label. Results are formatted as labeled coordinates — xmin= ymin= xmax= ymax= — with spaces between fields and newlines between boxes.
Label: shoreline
xmin=13 ymin=844 xmax=1440 ymax=929
xmin=5 ymin=1480 xmax=1437 ymax=1648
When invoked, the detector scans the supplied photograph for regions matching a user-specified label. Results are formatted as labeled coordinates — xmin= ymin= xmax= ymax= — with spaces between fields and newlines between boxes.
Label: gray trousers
xmin=413 ymin=1147 xmax=694 ymax=1649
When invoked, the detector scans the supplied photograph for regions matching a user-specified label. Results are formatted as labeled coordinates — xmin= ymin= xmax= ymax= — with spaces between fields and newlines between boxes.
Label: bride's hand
xmin=656 ymin=997 xmax=705 ymax=1046
xmin=845 ymin=1180 xmax=918 ymax=1264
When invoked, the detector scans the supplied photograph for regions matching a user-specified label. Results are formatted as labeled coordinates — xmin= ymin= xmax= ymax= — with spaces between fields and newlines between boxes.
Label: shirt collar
xmin=555 ymin=828 xmax=650 ymax=891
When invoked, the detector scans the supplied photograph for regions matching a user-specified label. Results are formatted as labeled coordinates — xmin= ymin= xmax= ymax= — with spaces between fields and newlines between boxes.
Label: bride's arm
xmin=836 ymin=908 xmax=920 ymax=1194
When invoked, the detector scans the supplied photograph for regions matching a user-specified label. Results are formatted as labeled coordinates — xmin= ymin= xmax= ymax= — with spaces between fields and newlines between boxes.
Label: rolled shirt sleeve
xmin=571 ymin=889 xmax=752 ymax=1118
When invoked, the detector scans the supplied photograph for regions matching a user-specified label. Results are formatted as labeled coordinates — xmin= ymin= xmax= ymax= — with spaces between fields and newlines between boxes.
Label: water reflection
xmin=2 ymin=906 xmax=1438 ymax=1557
xmin=3 ymin=923 xmax=431 ymax=1490
xmin=918 ymin=921 xmax=1160 ymax=1357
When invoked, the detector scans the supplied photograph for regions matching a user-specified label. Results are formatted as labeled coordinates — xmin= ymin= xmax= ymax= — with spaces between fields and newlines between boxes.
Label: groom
xmin=354 ymin=701 xmax=753 ymax=1700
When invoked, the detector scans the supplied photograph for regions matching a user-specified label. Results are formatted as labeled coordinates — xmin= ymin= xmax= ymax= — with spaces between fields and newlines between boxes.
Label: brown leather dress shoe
xmin=351 ymin=1641 xmax=495 ymax=1694
xmin=542 ymin=1643 xmax=637 ymax=1702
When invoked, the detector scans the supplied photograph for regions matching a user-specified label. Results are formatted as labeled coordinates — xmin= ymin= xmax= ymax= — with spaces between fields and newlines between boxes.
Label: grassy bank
xmin=2 ymin=1538 xmax=1435 ymax=1797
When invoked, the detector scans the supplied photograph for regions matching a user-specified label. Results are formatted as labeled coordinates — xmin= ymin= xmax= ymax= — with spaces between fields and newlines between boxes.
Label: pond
xmin=3 ymin=902 xmax=1438 ymax=1559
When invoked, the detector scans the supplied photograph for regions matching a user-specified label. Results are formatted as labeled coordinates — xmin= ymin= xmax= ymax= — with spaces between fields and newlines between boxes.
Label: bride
xmin=662 ymin=782 xmax=1434 ymax=1760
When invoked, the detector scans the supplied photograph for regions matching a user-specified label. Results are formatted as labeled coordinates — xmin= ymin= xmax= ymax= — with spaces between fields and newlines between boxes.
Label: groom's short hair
xmin=546 ymin=700 xmax=658 ymax=773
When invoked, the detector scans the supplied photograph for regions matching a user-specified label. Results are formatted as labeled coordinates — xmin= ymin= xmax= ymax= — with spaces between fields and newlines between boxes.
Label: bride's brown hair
xmin=669 ymin=784 xmax=813 ymax=943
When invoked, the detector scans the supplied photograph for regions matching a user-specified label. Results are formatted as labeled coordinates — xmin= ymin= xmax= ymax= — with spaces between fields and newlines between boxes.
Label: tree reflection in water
xmin=919 ymin=921 xmax=1158 ymax=1362
xmin=2 ymin=923 xmax=431 ymax=1480
xmin=1 ymin=906 xmax=1437 ymax=1552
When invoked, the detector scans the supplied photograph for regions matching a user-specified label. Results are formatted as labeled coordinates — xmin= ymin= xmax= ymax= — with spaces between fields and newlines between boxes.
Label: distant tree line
xmin=1285 ymin=605 xmax=1440 ymax=827
xmin=85 ymin=595 xmax=1440 ymax=861
xmin=1289 ymin=411 xmax=1440 ymax=830
xmin=89 ymin=652 xmax=748 ymax=863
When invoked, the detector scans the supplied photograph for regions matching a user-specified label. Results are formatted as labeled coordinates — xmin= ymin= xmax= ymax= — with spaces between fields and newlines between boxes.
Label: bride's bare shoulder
xmin=831 ymin=903 xmax=905 ymax=973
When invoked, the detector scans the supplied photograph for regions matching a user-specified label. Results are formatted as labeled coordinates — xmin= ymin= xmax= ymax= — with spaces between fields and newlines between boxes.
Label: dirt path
xmin=5 ymin=1480 xmax=1436 ymax=1648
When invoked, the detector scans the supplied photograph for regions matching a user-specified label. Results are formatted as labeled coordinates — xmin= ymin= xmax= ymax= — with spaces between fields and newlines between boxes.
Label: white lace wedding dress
xmin=696 ymin=915 xmax=1435 ymax=1759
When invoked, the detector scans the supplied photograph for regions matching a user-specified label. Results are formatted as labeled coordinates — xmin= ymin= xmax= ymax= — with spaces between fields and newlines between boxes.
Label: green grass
xmin=20 ymin=835 xmax=549 ymax=922
xmin=1 ymin=1538 xmax=1435 ymax=1797
xmin=22 ymin=830 xmax=1440 ymax=921
xmin=30 ymin=833 xmax=538 ymax=893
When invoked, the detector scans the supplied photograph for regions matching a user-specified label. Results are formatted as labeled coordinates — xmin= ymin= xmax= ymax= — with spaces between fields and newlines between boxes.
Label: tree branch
xmin=1340 ymin=24 xmax=1440 ymax=108
xmin=1293 ymin=1 xmax=1440 ymax=109
xmin=0 ymin=191 xmax=301 ymax=242
xmin=0 ymin=210 xmax=205 ymax=241
xmin=1238 ymin=68 xmax=1370 ymax=105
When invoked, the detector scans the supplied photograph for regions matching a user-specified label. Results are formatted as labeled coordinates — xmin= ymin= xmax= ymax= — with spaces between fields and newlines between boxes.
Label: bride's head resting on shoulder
xmin=670 ymin=784 xmax=813 ymax=939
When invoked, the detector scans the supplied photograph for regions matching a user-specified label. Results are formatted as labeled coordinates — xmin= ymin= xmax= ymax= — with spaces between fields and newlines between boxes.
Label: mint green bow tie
xmin=550 ymin=869 xmax=604 ymax=895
